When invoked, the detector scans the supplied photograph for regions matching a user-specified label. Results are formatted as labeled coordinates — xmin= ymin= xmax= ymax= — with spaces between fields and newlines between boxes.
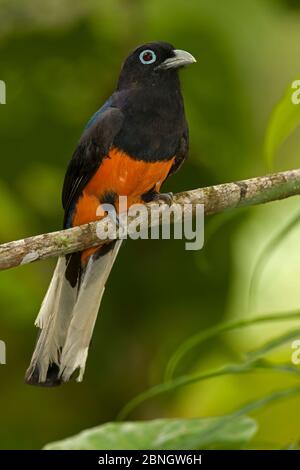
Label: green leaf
xmin=246 ymin=329 xmax=300 ymax=361
xmin=44 ymin=415 xmax=257 ymax=450
xmin=118 ymin=360 xmax=300 ymax=421
xmin=265 ymin=78 xmax=300 ymax=169
xmin=165 ymin=310 xmax=300 ymax=381
xmin=248 ymin=210 xmax=300 ymax=307
xmin=45 ymin=385 xmax=300 ymax=450
xmin=118 ymin=316 xmax=300 ymax=420
xmin=229 ymin=385 xmax=300 ymax=419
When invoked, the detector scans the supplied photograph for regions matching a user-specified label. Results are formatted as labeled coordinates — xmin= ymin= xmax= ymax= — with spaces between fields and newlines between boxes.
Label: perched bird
xmin=25 ymin=41 xmax=196 ymax=386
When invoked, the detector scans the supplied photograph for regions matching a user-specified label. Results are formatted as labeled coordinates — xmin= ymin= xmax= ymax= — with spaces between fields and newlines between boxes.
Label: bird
xmin=25 ymin=41 xmax=196 ymax=386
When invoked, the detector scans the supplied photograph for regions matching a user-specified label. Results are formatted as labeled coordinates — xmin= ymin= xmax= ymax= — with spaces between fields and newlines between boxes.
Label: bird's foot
xmin=152 ymin=191 xmax=174 ymax=205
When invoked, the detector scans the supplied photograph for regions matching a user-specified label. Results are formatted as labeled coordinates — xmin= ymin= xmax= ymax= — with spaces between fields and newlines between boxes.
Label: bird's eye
xmin=139 ymin=49 xmax=157 ymax=65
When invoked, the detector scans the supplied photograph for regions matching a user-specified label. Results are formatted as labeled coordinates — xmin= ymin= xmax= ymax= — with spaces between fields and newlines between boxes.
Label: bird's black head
xmin=117 ymin=41 xmax=196 ymax=90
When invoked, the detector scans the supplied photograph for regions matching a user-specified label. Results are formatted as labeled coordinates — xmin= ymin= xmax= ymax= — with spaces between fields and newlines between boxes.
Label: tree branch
xmin=1 ymin=167 xmax=300 ymax=271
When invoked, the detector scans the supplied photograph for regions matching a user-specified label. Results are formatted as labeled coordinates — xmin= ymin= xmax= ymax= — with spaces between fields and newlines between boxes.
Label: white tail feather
xmin=26 ymin=257 xmax=77 ymax=382
xmin=26 ymin=241 xmax=122 ymax=384
xmin=34 ymin=257 xmax=65 ymax=329
xmin=59 ymin=240 xmax=122 ymax=382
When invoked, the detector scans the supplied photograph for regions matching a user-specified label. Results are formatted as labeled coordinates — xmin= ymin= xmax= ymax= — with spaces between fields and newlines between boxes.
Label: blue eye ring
xmin=139 ymin=49 xmax=157 ymax=65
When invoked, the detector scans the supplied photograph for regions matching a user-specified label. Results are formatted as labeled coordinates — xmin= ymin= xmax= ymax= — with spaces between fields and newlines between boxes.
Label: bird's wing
xmin=62 ymin=105 xmax=124 ymax=228
xmin=167 ymin=122 xmax=189 ymax=178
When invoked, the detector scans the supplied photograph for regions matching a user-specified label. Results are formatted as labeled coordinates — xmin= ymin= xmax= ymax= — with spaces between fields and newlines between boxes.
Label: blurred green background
xmin=1 ymin=0 xmax=300 ymax=449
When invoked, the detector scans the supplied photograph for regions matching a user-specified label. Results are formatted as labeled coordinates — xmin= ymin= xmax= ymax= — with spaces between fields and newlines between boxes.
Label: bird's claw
xmin=152 ymin=192 xmax=174 ymax=206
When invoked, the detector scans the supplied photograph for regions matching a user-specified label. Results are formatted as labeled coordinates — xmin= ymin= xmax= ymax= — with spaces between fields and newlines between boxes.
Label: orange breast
xmin=72 ymin=147 xmax=174 ymax=227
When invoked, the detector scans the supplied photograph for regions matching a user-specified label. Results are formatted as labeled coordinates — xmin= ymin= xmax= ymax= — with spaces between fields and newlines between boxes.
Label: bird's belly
xmin=72 ymin=147 xmax=174 ymax=227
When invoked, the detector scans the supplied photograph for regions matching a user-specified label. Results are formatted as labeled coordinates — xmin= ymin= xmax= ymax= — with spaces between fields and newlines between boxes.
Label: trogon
xmin=25 ymin=41 xmax=196 ymax=386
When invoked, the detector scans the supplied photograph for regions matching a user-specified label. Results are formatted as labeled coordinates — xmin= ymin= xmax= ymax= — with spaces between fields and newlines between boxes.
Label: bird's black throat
xmin=113 ymin=73 xmax=186 ymax=162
